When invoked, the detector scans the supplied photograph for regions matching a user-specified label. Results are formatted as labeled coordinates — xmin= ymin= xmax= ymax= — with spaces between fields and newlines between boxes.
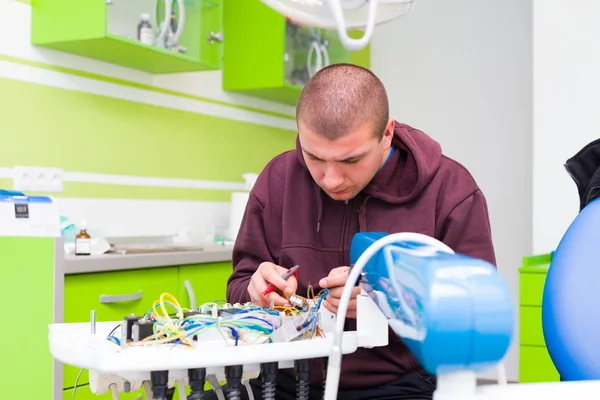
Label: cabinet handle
xmin=99 ymin=290 xmax=143 ymax=304
xmin=184 ymin=280 xmax=197 ymax=310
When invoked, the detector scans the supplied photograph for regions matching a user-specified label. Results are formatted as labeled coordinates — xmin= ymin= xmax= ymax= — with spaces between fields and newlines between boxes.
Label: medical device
xmin=0 ymin=189 xmax=60 ymax=237
xmin=260 ymin=0 xmax=416 ymax=51
xmin=154 ymin=0 xmax=186 ymax=52
xmin=49 ymin=231 xmax=600 ymax=399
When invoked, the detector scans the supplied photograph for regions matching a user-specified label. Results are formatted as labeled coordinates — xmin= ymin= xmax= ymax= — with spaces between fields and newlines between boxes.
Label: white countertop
xmin=62 ymin=245 xmax=234 ymax=274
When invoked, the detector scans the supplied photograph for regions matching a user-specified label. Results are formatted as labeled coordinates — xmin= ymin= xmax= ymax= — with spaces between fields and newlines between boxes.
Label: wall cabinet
xmin=222 ymin=0 xmax=371 ymax=105
xmin=31 ymin=0 xmax=223 ymax=73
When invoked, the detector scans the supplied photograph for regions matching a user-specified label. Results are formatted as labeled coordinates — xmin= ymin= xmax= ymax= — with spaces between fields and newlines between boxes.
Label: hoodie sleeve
xmin=226 ymin=191 xmax=275 ymax=303
xmin=439 ymin=190 xmax=497 ymax=266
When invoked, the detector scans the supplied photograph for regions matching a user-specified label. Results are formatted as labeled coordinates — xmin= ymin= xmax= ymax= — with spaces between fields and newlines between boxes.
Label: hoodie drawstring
xmin=316 ymin=186 xmax=323 ymax=232
xmin=357 ymin=196 xmax=371 ymax=232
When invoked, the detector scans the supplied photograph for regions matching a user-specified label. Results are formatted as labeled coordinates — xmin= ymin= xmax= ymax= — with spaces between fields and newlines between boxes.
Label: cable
xmin=109 ymin=383 xmax=120 ymax=400
xmin=187 ymin=368 xmax=206 ymax=400
xmin=497 ymin=363 xmax=508 ymax=385
xmin=323 ymin=233 xmax=454 ymax=400
xmin=177 ymin=380 xmax=187 ymax=400
xmin=225 ymin=365 xmax=243 ymax=400
xmin=151 ymin=370 xmax=170 ymax=400
xmin=243 ymin=380 xmax=255 ymax=400
xmin=295 ymin=359 xmax=311 ymax=400
xmin=260 ymin=362 xmax=278 ymax=400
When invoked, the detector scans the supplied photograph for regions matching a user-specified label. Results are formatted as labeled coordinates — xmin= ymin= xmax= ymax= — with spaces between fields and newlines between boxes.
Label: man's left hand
xmin=319 ymin=266 xmax=361 ymax=319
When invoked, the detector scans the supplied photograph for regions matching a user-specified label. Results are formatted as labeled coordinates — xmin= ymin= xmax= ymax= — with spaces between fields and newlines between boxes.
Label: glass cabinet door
xmin=284 ymin=20 xmax=352 ymax=87
xmin=106 ymin=0 xmax=222 ymax=68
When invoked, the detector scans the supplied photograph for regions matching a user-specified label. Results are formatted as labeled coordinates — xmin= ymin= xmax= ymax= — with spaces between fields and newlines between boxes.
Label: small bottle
xmin=75 ymin=220 xmax=92 ymax=256
xmin=138 ymin=13 xmax=154 ymax=45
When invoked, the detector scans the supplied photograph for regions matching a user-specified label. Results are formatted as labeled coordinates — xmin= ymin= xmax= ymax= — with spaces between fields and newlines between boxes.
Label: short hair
xmin=296 ymin=63 xmax=389 ymax=141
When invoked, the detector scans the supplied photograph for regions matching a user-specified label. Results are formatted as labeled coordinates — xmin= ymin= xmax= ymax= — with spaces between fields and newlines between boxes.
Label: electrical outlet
xmin=13 ymin=166 xmax=64 ymax=193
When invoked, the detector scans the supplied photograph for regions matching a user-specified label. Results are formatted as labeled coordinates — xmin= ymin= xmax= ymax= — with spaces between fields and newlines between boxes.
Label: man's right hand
xmin=248 ymin=262 xmax=298 ymax=307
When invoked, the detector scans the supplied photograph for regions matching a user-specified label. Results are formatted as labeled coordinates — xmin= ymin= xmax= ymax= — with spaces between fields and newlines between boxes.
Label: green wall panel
xmin=0 ymin=77 xmax=296 ymax=200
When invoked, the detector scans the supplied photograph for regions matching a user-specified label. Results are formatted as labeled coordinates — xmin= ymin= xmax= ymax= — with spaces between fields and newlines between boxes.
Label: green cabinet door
xmin=63 ymin=267 xmax=179 ymax=388
xmin=222 ymin=0 xmax=370 ymax=105
xmin=178 ymin=262 xmax=233 ymax=309
xmin=0 ymin=237 xmax=55 ymax=400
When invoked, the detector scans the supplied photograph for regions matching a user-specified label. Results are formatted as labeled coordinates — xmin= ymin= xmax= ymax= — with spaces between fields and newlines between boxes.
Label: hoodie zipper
xmin=340 ymin=200 xmax=351 ymax=266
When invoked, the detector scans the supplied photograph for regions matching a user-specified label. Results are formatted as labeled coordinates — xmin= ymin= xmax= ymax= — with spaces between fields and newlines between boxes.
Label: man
xmin=212 ymin=64 xmax=496 ymax=399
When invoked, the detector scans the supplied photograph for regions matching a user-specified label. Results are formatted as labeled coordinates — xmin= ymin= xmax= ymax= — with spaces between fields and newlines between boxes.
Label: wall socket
xmin=13 ymin=166 xmax=64 ymax=193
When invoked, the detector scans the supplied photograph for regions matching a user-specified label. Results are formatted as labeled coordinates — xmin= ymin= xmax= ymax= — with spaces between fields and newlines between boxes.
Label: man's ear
xmin=383 ymin=118 xmax=395 ymax=145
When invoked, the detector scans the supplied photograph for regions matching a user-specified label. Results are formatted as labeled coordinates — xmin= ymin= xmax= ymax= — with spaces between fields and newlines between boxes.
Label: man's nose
xmin=322 ymin=166 xmax=344 ymax=190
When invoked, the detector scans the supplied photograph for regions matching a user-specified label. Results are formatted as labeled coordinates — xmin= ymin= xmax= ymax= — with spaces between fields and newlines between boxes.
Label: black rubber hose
xmin=260 ymin=362 xmax=278 ymax=400
xmin=188 ymin=368 xmax=207 ymax=400
xmin=225 ymin=365 xmax=244 ymax=400
xmin=151 ymin=370 xmax=169 ymax=400
xmin=295 ymin=359 xmax=311 ymax=400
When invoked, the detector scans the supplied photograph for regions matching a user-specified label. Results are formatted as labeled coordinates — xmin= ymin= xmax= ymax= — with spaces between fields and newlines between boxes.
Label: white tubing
xmin=323 ymin=232 xmax=453 ymax=400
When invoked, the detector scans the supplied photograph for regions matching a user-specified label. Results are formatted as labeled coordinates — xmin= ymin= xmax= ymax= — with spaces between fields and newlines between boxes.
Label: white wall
xmin=371 ymin=0 xmax=533 ymax=382
xmin=533 ymin=0 xmax=600 ymax=254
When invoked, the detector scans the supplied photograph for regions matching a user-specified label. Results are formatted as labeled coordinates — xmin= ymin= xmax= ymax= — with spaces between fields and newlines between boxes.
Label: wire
xmin=323 ymin=233 xmax=454 ymax=400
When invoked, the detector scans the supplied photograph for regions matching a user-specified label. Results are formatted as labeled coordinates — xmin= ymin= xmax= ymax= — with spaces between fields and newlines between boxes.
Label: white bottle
xmin=75 ymin=220 xmax=92 ymax=256
xmin=138 ymin=13 xmax=154 ymax=46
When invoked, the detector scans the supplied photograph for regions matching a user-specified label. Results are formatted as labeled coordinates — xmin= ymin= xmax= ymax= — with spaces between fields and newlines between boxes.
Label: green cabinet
xmin=222 ymin=0 xmax=371 ymax=105
xmin=178 ymin=262 xmax=233 ymax=309
xmin=31 ymin=0 xmax=223 ymax=73
xmin=519 ymin=253 xmax=560 ymax=383
xmin=0 ymin=237 xmax=55 ymax=399
xmin=63 ymin=267 xmax=179 ymax=388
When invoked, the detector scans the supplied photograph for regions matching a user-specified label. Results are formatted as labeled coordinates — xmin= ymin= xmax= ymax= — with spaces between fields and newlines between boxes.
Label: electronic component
xmin=121 ymin=314 xmax=140 ymax=344
xmin=269 ymin=315 xmax=312 ymax=343
xmin=132 ymin=319 xmax=154 ymax=341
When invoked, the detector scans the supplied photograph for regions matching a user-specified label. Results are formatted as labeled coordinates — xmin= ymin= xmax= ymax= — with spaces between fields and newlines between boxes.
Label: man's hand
xmin=319 ymin=266 xmax=361 ymax=319
xmin=248 ymin=262 xmax=298 ymax=307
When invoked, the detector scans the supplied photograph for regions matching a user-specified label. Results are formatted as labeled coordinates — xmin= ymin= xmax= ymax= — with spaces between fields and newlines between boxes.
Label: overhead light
xmin=260 ymin=0 xmax=416 ymax=51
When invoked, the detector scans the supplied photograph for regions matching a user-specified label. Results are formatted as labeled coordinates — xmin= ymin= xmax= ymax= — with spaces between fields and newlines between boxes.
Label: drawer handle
xmin=184 ymin=280 xmax=197 ymax=310
xmin=99 ymin=290 xmax=143 ymax=304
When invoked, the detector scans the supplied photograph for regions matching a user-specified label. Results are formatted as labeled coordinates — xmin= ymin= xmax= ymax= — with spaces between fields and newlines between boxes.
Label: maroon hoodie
xmin=227 ymin=122 xmax=496 ymax=390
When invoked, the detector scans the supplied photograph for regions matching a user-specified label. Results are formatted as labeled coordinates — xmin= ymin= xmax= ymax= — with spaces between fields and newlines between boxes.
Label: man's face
xmin=299 ymin=118 xmax=395 ymax=201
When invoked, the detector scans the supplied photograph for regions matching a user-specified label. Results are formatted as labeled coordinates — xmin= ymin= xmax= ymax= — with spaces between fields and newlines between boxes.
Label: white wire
xmin=154 ymin=0 xmax=171 ymax=43
xmin=177 ymin=380 xmax=187 ymax=400
xmin=142 ymin=381 xmax=153 ymax=399
xmin=497 ymin=363 xmax=508 ymax=385
xmin=323 ymin=232 xmax=454 ymax=400
xmin=243 ymin=380 xmax=256 ymax=400
xmin=320 ymin=43 xmax=330 ymax=68
xmin=307 ymin=40 xmax=323 ymax=78
xmin=173 ymin=0 xmax=186 ymax=44
xmin=109 ymin=383 xmax=120 ymax=400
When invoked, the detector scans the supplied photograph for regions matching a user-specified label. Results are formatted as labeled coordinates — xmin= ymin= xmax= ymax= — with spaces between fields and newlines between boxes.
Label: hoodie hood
xmin=296 ymin=121 xmax=443 ymax=232
xmin=295 ymin=121 xmax=443 ymax=204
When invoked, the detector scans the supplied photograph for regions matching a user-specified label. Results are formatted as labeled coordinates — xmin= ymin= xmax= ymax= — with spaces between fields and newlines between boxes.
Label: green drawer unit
xmin=0 ymin=236 xmax=56 ymax=400
xmin=222 ymin=0 xmax=370 ymax=106
xmin=178 ymin=262 xmax=233 ymax=309
xmin=31 ymin=0 xmax=223 ymax=73
xmin=518 ymin=253 xmax=560 ymax=383
xmin=63 ymin=267 xmax=179 ymax=388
